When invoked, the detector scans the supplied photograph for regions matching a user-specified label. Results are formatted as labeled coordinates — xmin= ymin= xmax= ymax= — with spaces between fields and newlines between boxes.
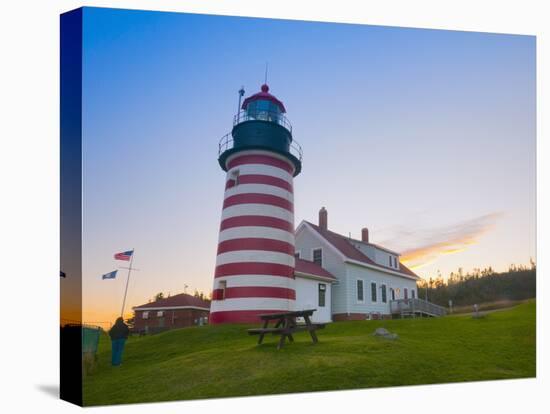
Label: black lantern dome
xmin=218 ymin=84 xmax=302 ymax=176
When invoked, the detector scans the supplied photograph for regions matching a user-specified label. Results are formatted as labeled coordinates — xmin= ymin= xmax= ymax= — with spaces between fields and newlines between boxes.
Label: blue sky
xmin=80 ymin=7 xmax=535 ymax=323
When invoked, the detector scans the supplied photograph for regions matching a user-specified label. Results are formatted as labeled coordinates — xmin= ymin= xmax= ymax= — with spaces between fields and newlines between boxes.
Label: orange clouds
xmin=398 ymin=212 xmax=503 ymax=270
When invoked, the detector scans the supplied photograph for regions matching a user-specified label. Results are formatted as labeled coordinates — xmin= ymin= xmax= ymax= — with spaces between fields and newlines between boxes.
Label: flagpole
xmin=120 ymin=249 xmax=134 ymax=318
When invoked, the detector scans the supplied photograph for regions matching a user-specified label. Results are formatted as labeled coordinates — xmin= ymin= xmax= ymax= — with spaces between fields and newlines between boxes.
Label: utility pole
xmin=425 ymin=281 xmax=428 ymax=302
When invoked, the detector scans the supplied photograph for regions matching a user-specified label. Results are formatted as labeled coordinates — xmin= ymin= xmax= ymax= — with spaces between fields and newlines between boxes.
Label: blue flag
xmin=102 ymin=270 xmax=118 ymax=280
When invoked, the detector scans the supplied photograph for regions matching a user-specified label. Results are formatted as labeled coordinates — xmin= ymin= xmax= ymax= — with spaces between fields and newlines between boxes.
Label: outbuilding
xmin=294 ymin=257 xmax=337 ymax=323
xmin=133 ymin=293 xmax=210 ymax=334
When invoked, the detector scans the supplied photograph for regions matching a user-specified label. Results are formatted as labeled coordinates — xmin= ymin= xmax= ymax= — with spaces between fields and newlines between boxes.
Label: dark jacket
xmin=109 ymin=319 xmax=129 ymax=340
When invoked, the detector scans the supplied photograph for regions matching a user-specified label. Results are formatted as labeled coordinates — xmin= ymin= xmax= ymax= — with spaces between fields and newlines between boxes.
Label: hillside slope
xmin=83 ymin=301 xmax=536 ymax=406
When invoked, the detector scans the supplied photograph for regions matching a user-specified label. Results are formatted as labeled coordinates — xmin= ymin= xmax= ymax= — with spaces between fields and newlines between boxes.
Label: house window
xmin=142 ymin=311 xmax=149 ymax=319
xmin=404 ymin=288 xmax=408 ymax=299
xmin=313 ymin=248 xmax=322 ymax=266
xmin=371 ymin=282 xmax=377 ymax=302
xmin=357 ymin=280 xmax=364 ymax=301
xmin=389 ymin=256 xmax=392 ymax=267
xmin=390 ymin=288 xmax=395 ymax=301
xmin=411 ymin=289 xmax=416 ymax=299
xmin=381 ymin=285 xmax=387 ymax=303
xmin=294 ymin=251 xmax=300 ymax=259
xmin=157 ymin=311 xmax=164 ymax=317
xmin=318 ymin=283 xmax=326 ymax=307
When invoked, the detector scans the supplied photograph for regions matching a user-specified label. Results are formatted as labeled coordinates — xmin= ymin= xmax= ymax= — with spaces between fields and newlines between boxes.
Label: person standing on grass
xmin=109 ymin=317 xmax=129 ymax=366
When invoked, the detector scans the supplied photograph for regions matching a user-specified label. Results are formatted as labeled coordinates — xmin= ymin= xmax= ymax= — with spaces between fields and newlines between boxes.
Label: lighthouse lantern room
xmin=210 ymin=84 xmax=303 ymax=324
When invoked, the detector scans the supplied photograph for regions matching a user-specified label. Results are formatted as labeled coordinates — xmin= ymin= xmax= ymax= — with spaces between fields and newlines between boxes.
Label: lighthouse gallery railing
xmin=218 ymin=133 xmax=303 ymax=163
xmin=219 ymin=109 xmax=302 ymax=162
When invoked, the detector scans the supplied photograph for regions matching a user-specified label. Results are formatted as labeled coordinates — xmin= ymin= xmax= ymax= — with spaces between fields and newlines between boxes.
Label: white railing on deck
xmin=390 ymin=298 xmax=447 ymax=317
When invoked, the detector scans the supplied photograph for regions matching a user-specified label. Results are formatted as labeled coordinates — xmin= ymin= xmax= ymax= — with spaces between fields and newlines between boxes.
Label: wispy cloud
xmin=383 ymin=212 xmax=503 ymax=270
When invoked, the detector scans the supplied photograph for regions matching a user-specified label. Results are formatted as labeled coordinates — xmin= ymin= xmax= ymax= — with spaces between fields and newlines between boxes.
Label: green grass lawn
xmin=83 ymin=301 xmax=536 ymax=406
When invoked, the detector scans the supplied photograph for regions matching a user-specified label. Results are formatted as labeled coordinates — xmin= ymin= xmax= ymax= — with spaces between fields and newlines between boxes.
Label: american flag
xmin=114 ymin=250 xmax=133 ymax=261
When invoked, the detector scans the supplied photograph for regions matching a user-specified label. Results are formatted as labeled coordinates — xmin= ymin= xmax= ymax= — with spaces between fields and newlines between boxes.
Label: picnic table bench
xmin=248 ymin=309 xmax=325 ymax=349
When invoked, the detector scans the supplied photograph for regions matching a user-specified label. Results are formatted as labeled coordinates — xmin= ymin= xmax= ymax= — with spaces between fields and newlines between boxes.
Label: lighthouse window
xmin=312 ymin=248 xmax=322 ymax=266
xmin=230 ymin=170 xmax=240 ymax=186
xmin=218 ymin=281 xmax=227 ymax=300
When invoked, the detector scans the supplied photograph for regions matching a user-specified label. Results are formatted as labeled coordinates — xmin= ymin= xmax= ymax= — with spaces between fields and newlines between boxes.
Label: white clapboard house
xmin=293 ymin=208 xmax=421 ymax=321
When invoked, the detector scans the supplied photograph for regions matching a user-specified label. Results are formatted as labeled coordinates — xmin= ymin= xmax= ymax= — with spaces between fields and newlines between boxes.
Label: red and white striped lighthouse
xmin=210 ymin=84 xmax=303 ymax=324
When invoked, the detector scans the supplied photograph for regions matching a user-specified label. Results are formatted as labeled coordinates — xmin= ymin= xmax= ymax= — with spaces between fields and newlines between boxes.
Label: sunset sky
xmin=78 ymin=7 xmax=535 ymax=326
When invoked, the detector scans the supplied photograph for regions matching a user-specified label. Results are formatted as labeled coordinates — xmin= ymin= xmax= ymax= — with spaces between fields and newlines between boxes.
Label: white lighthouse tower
xmin=210 ymin=84 xmax=303 ymax=324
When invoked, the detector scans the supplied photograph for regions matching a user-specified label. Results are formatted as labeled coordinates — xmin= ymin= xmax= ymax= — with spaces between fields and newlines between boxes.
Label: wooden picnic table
xmin=247 ymin=309 xmax=325 ymax=349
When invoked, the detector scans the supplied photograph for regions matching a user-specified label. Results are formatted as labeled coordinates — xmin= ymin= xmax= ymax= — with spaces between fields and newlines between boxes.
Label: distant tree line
xmin=193 ymin=289 xmax=210 ymax=301
xmin=149 ymin=289 xmax=211 ymax=303
xmin=417 ymin=260 xmax=536 ymax=307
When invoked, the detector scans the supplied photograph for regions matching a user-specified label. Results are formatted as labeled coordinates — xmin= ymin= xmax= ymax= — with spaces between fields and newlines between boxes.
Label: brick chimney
xmin=361 ymin=227 xmax=369 ymax=243
xmin=319 ymin=207 xmax=328 ymax=230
